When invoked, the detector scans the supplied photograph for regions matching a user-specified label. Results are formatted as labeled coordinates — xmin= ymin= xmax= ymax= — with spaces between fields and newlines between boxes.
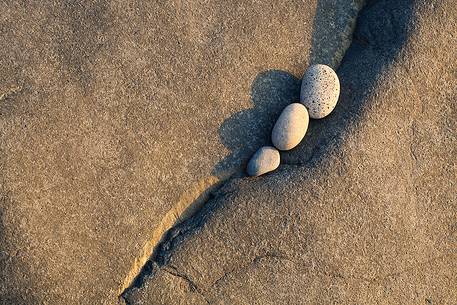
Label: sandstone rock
xmin=300 ymin=64 xmax=340 ymax=119
xmin=124 ymin=1 xmax=457 ymax=304
xmin=0 ymin=0 xmax=361 ymax=303
xmin=246 ymin=146 xmax=280 ymax=177
xmin=271 ymin=103 xmax=309 ymax=151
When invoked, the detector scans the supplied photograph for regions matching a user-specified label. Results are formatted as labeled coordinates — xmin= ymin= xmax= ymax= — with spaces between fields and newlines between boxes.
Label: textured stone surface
xmin=125 ymin=0 xmax=457 ymax=304
xmin=300 ymin=64 xmax=340 ymax=119
xmin=310 ymin=0 xmax=364 ymax=69
xmin=0 ymin=0 xmax=362 ymax=304
xmin=272 ymin=103 xmax=309 ymax=151
xmin=246 ymin=146 xmax=280 ymax=177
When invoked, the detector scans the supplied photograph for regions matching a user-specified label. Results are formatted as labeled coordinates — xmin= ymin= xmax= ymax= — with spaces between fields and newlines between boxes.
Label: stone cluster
xmin=247 ymin=64 xmax=340 ymax=176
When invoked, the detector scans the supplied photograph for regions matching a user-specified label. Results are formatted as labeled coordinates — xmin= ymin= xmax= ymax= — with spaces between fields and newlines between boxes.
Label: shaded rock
xmin=247 ymin=146 xmax=280 ymax=177
xmin=272 ymin=103 xmax=309 ymax=151
xmin=300 ymin=64 xmax=340 ymax=119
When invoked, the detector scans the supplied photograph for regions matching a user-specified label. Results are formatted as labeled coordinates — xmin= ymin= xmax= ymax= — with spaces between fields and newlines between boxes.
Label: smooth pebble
xmin=247 ymin=146 xmax=280 ymax=176
xmin=271 ymin=103 xmax=309 ymax=151
xmin=300 ymin=64 xmax=340 ymax=119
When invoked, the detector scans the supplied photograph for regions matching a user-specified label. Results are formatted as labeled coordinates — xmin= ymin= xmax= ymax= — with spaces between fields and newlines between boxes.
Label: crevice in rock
xmin=210 ymin=252 xmax=293 ymax=289
xmin=164 ymin=265 xmax=210 ymax=304
xmin=215 ymin=253 xmax=457 ymax=287
xmin=118 ymin=171 xmax=239 ymax=299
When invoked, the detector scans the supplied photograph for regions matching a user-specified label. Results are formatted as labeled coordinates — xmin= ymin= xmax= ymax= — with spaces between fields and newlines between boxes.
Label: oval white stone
xmin=300 ymin=64 xmax=340 ymax=119
xmin=247 ymin=146 xmax=280 ymax=177
xmin=271 ymin=103 xmax=309 ymax=151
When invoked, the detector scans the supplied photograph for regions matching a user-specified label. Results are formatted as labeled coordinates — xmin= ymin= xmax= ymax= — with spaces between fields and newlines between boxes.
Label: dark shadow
xmin=212 ymin=70 xmax=301 ymax=177
xmin=122 ymin=0 xmax=416 ymax=300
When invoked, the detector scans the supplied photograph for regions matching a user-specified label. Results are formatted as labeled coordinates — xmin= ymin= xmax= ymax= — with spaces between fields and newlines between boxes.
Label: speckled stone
xmin=300 ymin=64 xmax=340 ymax=119
xmin=271 ymin=103 xmax=309 ymax=151
xmin=246 ymin=146 xmax=280 ymax=176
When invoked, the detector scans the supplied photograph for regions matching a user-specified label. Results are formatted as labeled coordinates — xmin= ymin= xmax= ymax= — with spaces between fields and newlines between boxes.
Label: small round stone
xmin=271 ymin=103 xmax=309 ymax=151
xmin=247 ymin=146 xmax=280 ymax=177
xmin=300 ymin=64 xmax=340 ymax=119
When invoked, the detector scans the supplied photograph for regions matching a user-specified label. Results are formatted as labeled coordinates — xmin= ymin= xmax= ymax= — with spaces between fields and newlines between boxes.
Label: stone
xmin=300 ymin=64 xmax=340 ymax=119
xmin=246 ymin=146 xmax=280 ymax=177
xmin=271 ymin=103 xmax=309 ymax=151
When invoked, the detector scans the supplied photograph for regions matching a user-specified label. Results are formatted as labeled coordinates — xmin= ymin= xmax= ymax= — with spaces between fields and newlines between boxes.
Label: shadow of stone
xmin=212 ymin=70 xmax=301 ymax=178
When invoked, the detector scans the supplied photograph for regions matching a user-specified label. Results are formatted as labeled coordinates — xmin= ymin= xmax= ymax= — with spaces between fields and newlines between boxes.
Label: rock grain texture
xmin=125 ymin=1 xmax=457 ymax=304
xmin=0 ymin=0 xmax=362 ymax=304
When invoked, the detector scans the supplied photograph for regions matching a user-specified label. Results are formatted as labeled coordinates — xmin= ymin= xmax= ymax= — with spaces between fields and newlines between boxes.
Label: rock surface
xmin=272 ymin=103 xmax=310 ymax=151
xmin=300 ymin=64 xmax=340 ymax=119
xmin=124 ymin=1 xmax=457 ymax=304
xmin=0 ymin=0 xmax=362 ymax=304
xmin=246 ymin=146 xmax=280 ymax=177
